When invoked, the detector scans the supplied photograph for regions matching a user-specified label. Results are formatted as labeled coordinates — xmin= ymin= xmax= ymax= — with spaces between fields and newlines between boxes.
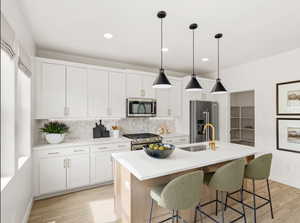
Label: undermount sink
xmin=178 ymin=144 xmax=209 ymax=152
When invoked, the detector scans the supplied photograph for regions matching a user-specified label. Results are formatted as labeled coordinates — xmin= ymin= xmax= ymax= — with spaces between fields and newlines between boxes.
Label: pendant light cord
xmin=161 ymin=18 xmax=163 ymax=69
xmin=217 ymin=38 xmax=220 ymax=79
xmin=192 ymin=29 xmax=195 ymax=77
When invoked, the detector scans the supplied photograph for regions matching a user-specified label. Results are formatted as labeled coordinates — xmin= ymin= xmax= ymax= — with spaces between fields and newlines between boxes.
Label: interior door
xmin=87 ymin=69 xmax=109 ymax=117
xmin=66 ymin=66 xmax=87 ymax=117
xmin=110 ymin=72 xmax=126 ymax=118
xmin=41 ymin=63 xmax=66 ymax=118
xmin=40 ymin=156 xmax=67 ymax=194
xmin=67 ymin=154 xmax=90 ymax=189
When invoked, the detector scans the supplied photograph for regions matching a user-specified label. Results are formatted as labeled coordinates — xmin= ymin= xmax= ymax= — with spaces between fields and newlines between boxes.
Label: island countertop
xmin=112 ymin=142 xmax=258 ymax=181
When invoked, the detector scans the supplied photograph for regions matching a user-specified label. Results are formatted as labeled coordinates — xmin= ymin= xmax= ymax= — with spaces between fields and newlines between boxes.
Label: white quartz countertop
xmin=33 ymin=137 xmax=131 ymax=150
xmin=112 ymin=142 xmax=258 ymax=181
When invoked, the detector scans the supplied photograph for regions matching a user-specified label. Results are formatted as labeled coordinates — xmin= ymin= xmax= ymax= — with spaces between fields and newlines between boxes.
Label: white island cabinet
xmin=33 ymin=139 xmax=131 ymax=198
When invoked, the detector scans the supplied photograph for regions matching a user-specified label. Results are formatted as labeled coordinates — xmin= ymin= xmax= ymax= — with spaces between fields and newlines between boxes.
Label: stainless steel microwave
xmin=126 ymin=98 xmax=157 ymax=117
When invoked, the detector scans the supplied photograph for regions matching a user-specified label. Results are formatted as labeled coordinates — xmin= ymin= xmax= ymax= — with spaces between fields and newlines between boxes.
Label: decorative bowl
xmin=143 ymin=143 xmax=175 ymax=159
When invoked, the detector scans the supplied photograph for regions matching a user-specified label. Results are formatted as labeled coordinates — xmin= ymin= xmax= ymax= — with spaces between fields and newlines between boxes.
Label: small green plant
xmin=40 ymin=121 xmax=69 ymax=134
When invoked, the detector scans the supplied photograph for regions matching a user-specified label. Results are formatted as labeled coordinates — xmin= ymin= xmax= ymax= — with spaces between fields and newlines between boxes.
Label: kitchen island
xmin=112 ymin=142 xmax=257 ymax=223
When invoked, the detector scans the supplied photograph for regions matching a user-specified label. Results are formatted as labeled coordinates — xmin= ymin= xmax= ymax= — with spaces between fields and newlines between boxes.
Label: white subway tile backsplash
xmin=35 ymin=118 xmax=175 ymax=144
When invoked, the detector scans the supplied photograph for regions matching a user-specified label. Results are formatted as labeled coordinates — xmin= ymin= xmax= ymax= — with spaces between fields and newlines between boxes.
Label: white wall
xmin=216 ymin=48 xmax=300 ymax=189
xmin=1 ymin=0 xmax=36 ymax=222
xmin=1 ymin=158 xmax=33 ymax=223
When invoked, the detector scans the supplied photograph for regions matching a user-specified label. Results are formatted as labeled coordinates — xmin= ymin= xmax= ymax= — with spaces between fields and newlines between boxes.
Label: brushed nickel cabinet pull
xmin=48 ymin=152 xmax=59 ymax=155
xmin=74 ymin=149 xmax=85 ymax=152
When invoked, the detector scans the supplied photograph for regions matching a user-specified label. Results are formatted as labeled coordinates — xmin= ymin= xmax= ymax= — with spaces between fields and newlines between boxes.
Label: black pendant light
xmin=185 ymin=23 xmax=202 ymax=91
xmin=211 ymin=33 xmax=227 ymax=94
xmin=153 ymin=11 xmax=172 ymax=88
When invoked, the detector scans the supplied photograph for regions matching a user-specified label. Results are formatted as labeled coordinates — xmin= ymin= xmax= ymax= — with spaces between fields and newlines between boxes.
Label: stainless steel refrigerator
xmin=190 ymin=101 xmax=219 ymax=143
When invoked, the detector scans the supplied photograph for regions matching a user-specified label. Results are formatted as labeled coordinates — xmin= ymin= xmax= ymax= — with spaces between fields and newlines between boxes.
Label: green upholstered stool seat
xmin=148 ymin=170 xmax=204 ymax=223
xmin=150 ymin=185 xmax=165 ymax=204
xmin=196 ymin=158 xmax=247 ymax=223
xmin=225 ymin=153 xmax=274 ymax=223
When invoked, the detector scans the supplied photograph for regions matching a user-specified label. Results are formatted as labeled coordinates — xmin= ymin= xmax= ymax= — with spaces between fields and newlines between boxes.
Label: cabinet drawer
xmin=37 ymin=146 xmax=90 ymax=158
xmin=38 ymin=149 xmax=68 ymax=158
xmin=91 ymin=142 xmax=130 ymax=153
xmin=70 ymin=146 xmax=90 ymax=155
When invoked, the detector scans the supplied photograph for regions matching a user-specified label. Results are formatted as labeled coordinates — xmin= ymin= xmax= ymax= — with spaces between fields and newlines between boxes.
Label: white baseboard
xmin=22 ymin=197 xmax=33 ymax=223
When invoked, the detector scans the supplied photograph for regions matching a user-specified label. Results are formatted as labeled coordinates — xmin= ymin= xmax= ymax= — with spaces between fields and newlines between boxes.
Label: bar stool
xmin=148 ymin=170 xmax=204 ymax=223
xmin=224 ymin=153 xmax=273 ymax=223
xmin=195 ymin=158 xmax=247 ymax=223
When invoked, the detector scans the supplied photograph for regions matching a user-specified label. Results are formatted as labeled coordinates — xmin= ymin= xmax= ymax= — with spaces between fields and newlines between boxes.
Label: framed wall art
xmin=276 ymin=118 xmax=300 ymax=153
xmin=276 ymin=80 xmax=300 ymax=115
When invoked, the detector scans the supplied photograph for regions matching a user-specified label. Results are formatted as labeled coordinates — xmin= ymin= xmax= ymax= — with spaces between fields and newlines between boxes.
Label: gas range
xmin=123 ymin=133 xmax=162 ymax=150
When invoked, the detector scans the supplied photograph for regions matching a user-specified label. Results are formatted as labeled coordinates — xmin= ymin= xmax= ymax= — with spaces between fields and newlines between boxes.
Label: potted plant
xmin=41 ymin=121 xmax=69 ymax=144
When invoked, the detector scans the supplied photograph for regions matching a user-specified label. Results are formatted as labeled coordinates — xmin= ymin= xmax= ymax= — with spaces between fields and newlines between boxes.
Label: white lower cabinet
xmin=67 ymin=154 xmax=90 ymax=189
xmin=34 ymin=142 xmax=130 ymax=197
xmin=90 ymin=142 xmax=130 ymax=184
xmin=91 ymin=150 xmax=113 ymax=184
xmin=39 ymin=156 xmax=67 ymax=195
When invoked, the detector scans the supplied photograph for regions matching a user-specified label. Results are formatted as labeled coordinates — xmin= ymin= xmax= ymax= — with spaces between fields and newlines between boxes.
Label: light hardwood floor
xmin=28 ymin=181 xmax=300 ymax=223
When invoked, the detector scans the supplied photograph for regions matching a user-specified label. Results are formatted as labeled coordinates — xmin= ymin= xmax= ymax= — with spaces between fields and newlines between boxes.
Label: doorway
xmin=230 ymin=90 xmax=255 ymax=146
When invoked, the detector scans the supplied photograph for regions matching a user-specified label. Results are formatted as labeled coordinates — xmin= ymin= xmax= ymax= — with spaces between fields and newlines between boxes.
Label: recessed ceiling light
xmin=201 ymin=58 xmax=209 ymax=62
xmin=162 ymin=47 xmax=168 ymax=52
xmin=104 ymin=33 xmax=113 ymax=39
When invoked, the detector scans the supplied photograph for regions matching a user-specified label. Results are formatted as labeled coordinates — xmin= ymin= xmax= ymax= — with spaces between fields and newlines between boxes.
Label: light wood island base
xmin=114 ymin=155 xmax=254 ymax=223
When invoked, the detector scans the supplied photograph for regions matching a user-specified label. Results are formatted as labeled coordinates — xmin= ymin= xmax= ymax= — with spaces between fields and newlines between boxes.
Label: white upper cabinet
xmin=66 ymin=66 xmax=87 ymax=118
xmin=109 ymin=72 xmax=126 ymax=118
xmin=126 ymin=73 xmax=142 ymax=98
xmin=169 ymin=78 xmax=182 ymax=117
xmin=87 ymin=69 xmax=109 ymax=118
xmin=156 ymin=88 xmax=170 ymax=117
xmin=126 ymin=71 xmax=156 ymax=98
xmin=156 ymin=77 xmax=182 ymax=118
xmin=142 ymin=75 xmax=156 ymax=98
xmin=38 ymin=63 xmax=66 ymax=118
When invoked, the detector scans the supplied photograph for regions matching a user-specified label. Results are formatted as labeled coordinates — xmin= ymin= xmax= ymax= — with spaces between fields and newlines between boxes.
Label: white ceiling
xmin=20 ymin=0 xmax=300 ymax=75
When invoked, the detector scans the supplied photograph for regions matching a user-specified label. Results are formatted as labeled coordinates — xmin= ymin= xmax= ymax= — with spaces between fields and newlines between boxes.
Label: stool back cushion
xmin=245 ymin=153 xmax=273 ymax=180
xmin=160 ymin=170 xmax=204 ymax=210
xmin=209 ymin=158 xmax=245 ymax=192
